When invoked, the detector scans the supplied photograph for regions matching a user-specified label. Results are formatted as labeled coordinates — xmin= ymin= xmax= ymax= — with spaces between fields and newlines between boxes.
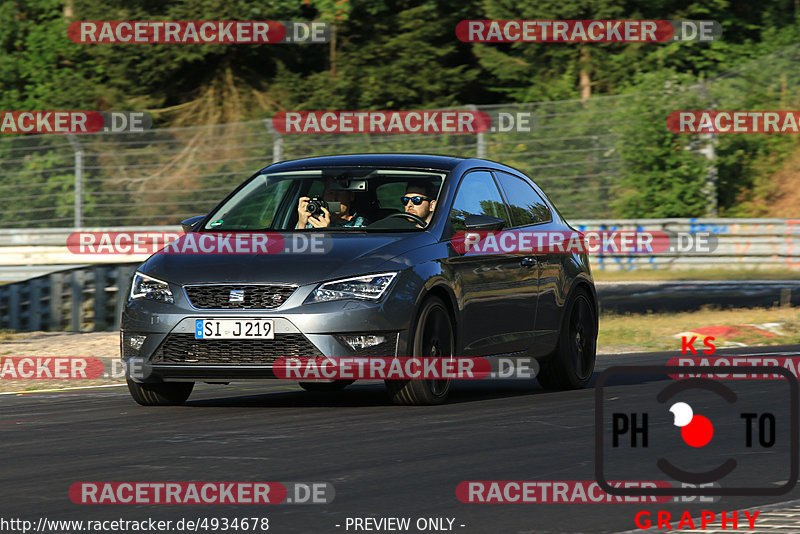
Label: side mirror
xmin=181 ymin=215 xmax=205 ymax=233
xmin=464 ymin=214 xmax=505 ymax=231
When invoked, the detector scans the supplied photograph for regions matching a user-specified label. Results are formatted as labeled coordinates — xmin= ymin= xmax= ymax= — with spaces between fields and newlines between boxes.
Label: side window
xmin=494 ymin=171 xmax=552 ymax=227
xmin=208 ymin=178 xmax=291 ymax=229
xmin=449 ymin=171 xmax=510 ymax=232
xmin=258 ymin=179 xmax=292 ymax=227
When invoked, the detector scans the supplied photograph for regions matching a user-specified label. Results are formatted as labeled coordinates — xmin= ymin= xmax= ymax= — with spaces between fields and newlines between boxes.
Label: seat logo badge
xmin=229 ymin=290 xmax=245 ymax=303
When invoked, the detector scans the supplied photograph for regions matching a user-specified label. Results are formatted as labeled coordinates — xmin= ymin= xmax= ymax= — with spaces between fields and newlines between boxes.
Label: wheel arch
xmin=412 ymin=282 xmax=460 ymax=353
xmin=570 ymin=275 xmax=598 ymax=327
xmin=537 ymin=275 xmax=598 ymax=389
xmin=543 ymin=274 xmax=598 ymax=362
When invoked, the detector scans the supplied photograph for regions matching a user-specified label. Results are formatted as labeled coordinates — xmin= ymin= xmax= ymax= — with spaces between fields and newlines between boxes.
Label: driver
xmin=296 ymin=182 xmax=369 ymax=229
xmin=401 ymin=181 xmax=437 ymax=226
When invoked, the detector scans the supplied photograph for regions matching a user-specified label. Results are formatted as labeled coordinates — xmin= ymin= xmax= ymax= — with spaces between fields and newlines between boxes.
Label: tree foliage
xmin=3 ymin=0 xmax=800 ymax=221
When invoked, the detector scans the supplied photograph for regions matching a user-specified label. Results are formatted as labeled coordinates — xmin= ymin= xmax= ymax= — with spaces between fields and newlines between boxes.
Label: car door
xmin=444 ymin=170 xmax=534 ymax=357
xmin=493 ymin=170 xmax=560 ymax=358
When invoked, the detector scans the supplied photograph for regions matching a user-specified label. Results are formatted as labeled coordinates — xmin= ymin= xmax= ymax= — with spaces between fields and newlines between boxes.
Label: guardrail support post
xmin=0 ymin=286 xmax=6 ymax=329
xmin=50 ymin=273 xmax=63 ymax=331
xmin=70 ymin=270 xmax=83 ymax=332
xmin=28 ymin=279 xmax=41 ymax=331
xmin=93 ymin=266 xmax=106 ymax=331
xmin=8 ymin=285 xmax=20 ymax=331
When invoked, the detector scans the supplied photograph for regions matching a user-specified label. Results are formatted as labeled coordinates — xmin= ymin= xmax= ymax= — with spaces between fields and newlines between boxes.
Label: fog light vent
xmin=336 ymin=333 xmax=398 ymax=356
xmin=339 ymin=335 xmax=387 ymax=351
xmin=121 ymin=333 xmax=146 ymax=359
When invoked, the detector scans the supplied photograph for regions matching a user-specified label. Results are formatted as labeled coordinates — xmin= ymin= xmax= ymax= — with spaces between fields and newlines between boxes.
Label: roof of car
xmin=261 ymin=154 xmax=466 ymax=173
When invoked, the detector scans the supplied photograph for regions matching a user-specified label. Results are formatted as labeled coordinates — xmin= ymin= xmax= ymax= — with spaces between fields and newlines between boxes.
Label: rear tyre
xmin=126 ymin=378 xmax=194 ymax=406
xmin=386 ymin=296 xmax=454 ymax=405
xmin=298 ymin=380 xmax=354 ymax=392
xmin=537 ymin=288 xmax=597 ymax=390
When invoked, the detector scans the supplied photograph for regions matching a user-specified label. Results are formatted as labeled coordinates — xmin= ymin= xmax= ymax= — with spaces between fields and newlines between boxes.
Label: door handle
xmin=520 ymin=257 xmax=537 ymax=268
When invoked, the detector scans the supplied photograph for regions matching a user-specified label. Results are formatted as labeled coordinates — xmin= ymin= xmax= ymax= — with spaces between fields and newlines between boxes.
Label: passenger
xmin=296 ymin=183 xmax=369 ymax=228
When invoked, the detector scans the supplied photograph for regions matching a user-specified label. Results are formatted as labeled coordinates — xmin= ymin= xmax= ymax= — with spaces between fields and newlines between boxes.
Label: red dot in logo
xmin=681 ymin=415 xmax=714 ymax=447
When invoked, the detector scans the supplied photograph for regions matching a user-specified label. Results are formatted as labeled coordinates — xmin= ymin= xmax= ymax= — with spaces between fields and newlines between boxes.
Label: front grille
xmin=151 ymin=333 xmax=323 ymax=365
xmin=184 ymin=284 xmax=296 ymax=309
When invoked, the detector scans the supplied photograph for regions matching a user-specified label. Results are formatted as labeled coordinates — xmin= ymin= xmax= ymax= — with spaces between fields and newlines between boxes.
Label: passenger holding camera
xmin=295 ymin=187 xmax=368 ymax=229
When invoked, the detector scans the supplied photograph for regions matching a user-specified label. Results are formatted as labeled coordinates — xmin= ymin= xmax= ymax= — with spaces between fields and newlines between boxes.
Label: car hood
xmin=138 ymin=232 xmax=433 ymax=286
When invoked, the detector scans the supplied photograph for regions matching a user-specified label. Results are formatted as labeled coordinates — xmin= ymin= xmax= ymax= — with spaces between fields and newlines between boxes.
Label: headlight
xmin=309 ymin=273 xmax=397 ymax=303
xmin=129 ymin=272 xmax=174 ymax=304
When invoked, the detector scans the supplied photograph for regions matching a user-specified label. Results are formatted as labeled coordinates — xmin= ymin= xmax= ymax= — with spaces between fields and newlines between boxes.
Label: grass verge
xmin=598 ymin=305 xmax=800 ymax=353
xmin=592 ymin=268 xmax=800 ymax=282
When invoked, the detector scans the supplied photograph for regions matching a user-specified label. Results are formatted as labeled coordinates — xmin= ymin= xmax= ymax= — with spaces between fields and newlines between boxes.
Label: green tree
xmin=612 ymin=71 xmax=711 ymax=217
xmin=0 ymin=0 xmax=101 ymax=110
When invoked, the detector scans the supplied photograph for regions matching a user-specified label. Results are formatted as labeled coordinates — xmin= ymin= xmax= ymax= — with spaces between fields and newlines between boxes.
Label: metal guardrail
xmin=0 ymin=263 xmax=138 ymax=332
xmin=1 ymin=218 xmax=799 ymax=332
xmin=1 ymin=219 xmax=799 ymax=276
xmin=0 ymin=226 xmax=172 ymax=280
xmin=571 ymin=218 xmax=800 ymax=271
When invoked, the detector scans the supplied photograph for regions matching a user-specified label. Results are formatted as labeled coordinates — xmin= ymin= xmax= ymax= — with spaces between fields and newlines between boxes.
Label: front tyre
xmin=126 ymin=378 xmax=194 ymax=406
xmin=386 ymin=296 xmax=454 ymax=405
xmin=537 ymin=288 xmax=597 ymax=390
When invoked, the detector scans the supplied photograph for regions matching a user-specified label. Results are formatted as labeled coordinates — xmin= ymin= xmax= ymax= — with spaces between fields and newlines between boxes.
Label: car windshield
xmin=203 ymin=167 xmax=446 ymax=231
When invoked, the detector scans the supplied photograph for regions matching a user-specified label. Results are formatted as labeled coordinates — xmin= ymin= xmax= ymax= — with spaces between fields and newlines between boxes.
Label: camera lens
xmin=306 ymin=197 xmax=325 ymax=214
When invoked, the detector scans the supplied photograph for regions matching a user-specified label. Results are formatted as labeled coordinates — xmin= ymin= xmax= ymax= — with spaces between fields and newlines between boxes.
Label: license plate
xmin=195 ymin=319 xmax=274 ymax=339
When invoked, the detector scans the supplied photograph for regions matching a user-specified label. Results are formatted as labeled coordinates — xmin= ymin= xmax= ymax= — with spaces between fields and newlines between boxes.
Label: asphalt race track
xmin=2 ymin=346 xmax=800 ymax=534
xmin=596 ymin=280 xmax=800 ymax=313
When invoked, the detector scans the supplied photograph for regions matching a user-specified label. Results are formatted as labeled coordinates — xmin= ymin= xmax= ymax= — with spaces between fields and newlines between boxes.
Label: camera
xmin=306 ymin=197 xmax=341 ymax=216
xmin=306 ymin=196 xmax=328 ymax=215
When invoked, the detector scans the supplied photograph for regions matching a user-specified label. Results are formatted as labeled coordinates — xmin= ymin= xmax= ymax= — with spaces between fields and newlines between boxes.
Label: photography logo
xmin=595 ymin=365 xmax=798 ymax=497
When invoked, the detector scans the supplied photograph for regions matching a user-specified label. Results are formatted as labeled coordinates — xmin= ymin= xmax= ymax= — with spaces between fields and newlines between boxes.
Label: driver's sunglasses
xmin=401 ymin=195 xmax=431 ymax=206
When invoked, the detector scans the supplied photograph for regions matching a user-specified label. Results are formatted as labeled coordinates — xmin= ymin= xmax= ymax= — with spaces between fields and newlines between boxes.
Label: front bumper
xmin=121 ymin=280 xmax=413 ymax=383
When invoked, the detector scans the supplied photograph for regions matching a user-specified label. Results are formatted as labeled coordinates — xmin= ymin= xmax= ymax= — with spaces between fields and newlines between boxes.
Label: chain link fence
xmin=0 ymin=97 xmax=642 ymax=228
xmin=4 ymin=43 xmax=800 ymax=229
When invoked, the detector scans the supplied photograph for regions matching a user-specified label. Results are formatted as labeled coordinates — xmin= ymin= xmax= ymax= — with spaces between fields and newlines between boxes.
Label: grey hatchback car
xmin=121 ymin=154 xmax=597 ymax=406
